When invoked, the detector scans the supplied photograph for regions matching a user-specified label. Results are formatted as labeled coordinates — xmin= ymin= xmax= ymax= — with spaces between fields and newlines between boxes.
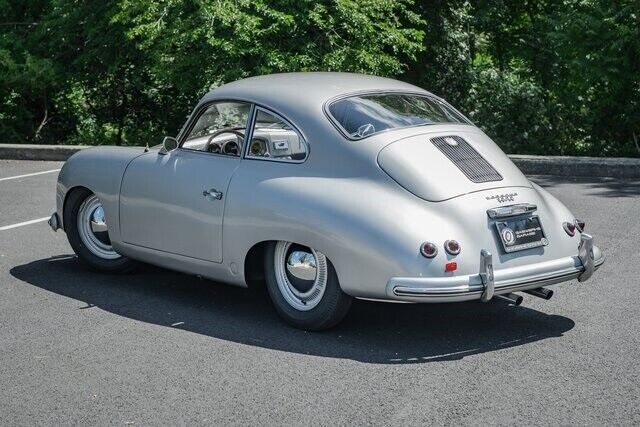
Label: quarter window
xmin=182 ymin=101 xmax=251 ymax=156
xmin=246 ymin=109 xmax=307 ymax=162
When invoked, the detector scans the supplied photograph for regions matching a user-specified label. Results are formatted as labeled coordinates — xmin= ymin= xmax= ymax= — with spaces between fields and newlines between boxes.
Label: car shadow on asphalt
xmin=11 ymin=256 xmax=575 ymax=365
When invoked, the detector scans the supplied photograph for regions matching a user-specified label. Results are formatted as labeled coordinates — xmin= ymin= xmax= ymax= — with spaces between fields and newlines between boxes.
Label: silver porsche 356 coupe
xmin=49 ymin=72 xmax=604 ymax=330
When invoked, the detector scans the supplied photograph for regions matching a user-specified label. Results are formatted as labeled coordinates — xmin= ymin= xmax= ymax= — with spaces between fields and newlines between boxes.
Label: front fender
xmin=56 ymin=146 xmax=146 ymax=243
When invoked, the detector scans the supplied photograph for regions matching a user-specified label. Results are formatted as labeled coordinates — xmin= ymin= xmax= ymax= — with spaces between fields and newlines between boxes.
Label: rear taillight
xmin=420 ymin=242 xmax=438 ymax=258
xmin=444 ymin=240 xmax=461 ymax=255
xmin=563 ymin=221 xmax=576 ymax=236
xmin=575 ymin=219 xmax=585 ymax=232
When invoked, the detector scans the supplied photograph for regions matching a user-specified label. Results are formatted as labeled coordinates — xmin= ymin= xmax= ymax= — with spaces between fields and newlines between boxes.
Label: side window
xmin=246 ymin=109 xmax=308 ymax=162
xmin=181 ymin=101 xmax=250 ymax=156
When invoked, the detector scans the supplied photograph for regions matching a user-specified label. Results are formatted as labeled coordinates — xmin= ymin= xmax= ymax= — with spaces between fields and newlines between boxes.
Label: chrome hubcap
xmin=274 ymin=241 xmax=327 ymax=311
xmin=77 ymin=195 xmax=120 ymax=260
xmin=287 ymin=250 xmax=318 ymax=282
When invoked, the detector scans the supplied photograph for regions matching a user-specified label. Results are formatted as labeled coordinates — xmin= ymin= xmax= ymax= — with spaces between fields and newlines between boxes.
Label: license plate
xmin=495 ymin=215 xmax=548 ymax=253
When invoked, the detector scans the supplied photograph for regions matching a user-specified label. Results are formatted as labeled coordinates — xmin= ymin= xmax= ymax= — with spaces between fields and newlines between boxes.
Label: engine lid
xmin=377 ymin=129 xmax=532 ymax=202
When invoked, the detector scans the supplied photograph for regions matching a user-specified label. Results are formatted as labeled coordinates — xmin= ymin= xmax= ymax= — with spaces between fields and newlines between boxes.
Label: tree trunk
xmin=34 ymin=106 xmax=48 ymax=141
xmin=115 ymin=70 xmax=127 ymax=146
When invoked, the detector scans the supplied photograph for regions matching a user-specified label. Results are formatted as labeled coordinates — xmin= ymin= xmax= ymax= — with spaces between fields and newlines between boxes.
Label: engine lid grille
xmin=431 ymin=135 xmax=503 ymax=183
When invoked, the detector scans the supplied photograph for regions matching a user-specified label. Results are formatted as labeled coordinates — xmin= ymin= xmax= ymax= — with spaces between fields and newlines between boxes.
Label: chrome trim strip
xmin=487 ymin=203 xmax=537 ymax=219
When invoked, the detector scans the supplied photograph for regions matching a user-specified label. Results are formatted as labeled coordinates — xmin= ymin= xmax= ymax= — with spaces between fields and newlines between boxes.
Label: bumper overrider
xmin=386 ymin=234 xmax=604 ymax=303
xmin=48 ymin=212 xmax=61 ymax=231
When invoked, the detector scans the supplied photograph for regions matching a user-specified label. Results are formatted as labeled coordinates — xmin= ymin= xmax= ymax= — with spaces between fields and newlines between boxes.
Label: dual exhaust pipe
xmin=494 ymin=287 xmax=554 ymax=306
xmin=524 ymin=287 xmax=554 ymax=300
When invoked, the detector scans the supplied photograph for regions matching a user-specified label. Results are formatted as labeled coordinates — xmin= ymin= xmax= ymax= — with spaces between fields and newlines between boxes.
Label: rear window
xmin=327 ymin=93 xmax=469 ymax=139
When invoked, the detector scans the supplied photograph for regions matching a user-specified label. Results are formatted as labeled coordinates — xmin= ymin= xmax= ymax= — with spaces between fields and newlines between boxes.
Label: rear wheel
xmin=264 ymin=241 xmax=352 ymax=330
xmin=64 ymin=189 xmax=135 ymax=273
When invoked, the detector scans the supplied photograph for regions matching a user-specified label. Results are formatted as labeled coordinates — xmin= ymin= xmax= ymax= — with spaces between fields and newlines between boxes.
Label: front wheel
xmin=64 ymin=189 xmax=136 ymax=273
xmin=264 ymin=241 xmax=352 ymax=330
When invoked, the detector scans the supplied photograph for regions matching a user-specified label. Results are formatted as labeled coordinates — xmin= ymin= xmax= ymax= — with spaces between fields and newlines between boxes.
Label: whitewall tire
xmin=264 ymin=241 xmax=352 ymax=330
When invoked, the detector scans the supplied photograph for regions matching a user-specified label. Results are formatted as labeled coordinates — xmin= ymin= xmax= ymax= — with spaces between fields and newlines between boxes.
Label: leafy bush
xmin=466 ymin=62 xmax=552 ymax=155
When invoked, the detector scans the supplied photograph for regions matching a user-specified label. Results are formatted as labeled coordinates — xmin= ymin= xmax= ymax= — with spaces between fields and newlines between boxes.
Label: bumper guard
xmin=387 ymin=235 xmax=604 ymax=303
xmin=48 ymin=212 xmax=60 ymax=232
xmin=578 ymin=233 xmax=594 ymax=282
xmin=479 ymin=249 xmax=494 ymax=302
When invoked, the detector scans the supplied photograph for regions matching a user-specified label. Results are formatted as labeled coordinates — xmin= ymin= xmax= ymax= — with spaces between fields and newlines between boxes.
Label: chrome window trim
xmin=243 ymin=105 xmax=309 ymax=164
xmin=174 ymin=146 xmax=243 ymax=161
xmin=323 ymin=89 xmax=475 ymax=141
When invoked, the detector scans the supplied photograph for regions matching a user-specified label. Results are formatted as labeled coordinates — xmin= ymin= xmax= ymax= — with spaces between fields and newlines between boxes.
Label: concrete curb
xmin=0 ymin=144 xmax=88 ymax=161
xmin=0 ymin=144 xmax=639 ymax=178
xmin=508 ymin=154 xmax=640 ymax=179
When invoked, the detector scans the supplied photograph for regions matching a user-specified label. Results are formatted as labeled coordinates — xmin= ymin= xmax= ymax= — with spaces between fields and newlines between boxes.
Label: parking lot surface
xmin=0 ymin=159 xmax=639 ymax=425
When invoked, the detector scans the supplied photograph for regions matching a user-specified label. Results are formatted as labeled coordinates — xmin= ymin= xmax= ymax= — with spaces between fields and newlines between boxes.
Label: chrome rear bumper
xmin=386 ymin=234 xmax=604 ymax=303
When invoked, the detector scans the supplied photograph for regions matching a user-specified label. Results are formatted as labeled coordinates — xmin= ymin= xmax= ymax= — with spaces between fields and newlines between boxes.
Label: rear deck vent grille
xmin=431 ymin=135 xmax=503 ymax=183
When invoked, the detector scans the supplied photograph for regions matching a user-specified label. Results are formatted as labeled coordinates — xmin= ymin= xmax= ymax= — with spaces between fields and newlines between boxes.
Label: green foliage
xmin=466 ymin=61 xmax=553 ymax=155
xmin=411 ymin=0 xmax=640 ymax=156
xmin=0 ymin=0 xmax=638 ymax=156
xmin=541 ymin=0 xmax=640 ymax=155
xmin=109 ymin=0 xmax=424 ymax=142
xmin=0 ymin=0 xmax=55 ymax=142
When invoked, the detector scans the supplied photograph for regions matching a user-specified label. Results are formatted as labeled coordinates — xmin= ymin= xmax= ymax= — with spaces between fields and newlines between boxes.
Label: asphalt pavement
xmin=0 ymin=159 xmax=639 ymax=425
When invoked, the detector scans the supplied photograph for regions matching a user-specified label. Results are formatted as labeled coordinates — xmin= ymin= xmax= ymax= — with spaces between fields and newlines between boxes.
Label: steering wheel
xmin=204 ymin=128 xmax=245 ymax=154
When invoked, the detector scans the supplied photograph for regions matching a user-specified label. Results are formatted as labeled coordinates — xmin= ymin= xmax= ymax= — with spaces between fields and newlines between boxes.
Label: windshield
xmin=327 ymin=93 xmax=469 ymax=139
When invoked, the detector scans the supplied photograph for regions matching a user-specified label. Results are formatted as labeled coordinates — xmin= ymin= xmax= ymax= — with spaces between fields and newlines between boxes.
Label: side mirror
xmin=159 ymin=136 xmax=178 ymax=155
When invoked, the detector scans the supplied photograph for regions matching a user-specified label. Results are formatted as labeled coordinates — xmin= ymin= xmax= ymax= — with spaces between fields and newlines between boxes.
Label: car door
xmin=119 ymin=101 xmax=251 ymax=263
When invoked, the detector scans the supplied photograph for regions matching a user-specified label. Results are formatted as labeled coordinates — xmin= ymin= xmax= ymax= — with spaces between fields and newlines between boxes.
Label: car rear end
xmin=325 ymin=91 xmax=604 ymax=304
xmin=375 ymin=128 xmax=604 ymax=303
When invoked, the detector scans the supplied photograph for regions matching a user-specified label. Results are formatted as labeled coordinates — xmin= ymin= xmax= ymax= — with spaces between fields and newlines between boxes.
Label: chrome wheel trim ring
xmin=77 ymin=195 xmax=121 ymax=260
xmin=274 ymin=241 xmax=327 ymax=311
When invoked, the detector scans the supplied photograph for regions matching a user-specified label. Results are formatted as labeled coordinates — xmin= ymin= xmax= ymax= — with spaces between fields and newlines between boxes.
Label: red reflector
xmin=563 ymin=221 xmax=576 ymax=236
xmin=445 ymin=262 xmax=457 ymax=272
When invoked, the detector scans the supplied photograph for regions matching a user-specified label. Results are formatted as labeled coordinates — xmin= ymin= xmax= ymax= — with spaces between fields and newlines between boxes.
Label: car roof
xmin=201 ymin=72 xmax=434 ymax=111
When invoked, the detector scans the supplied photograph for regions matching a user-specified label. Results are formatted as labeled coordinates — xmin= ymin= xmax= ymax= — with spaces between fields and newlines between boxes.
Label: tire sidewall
xmin=264 ymin=242 xmax=351 ymax=330
xmin=64 ymin=189 xmax=134 ymax=273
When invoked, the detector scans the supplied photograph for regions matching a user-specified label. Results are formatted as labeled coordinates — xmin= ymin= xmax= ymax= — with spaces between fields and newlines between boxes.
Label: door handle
xmin=203 ymin=188 xmax=223 ymax=200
